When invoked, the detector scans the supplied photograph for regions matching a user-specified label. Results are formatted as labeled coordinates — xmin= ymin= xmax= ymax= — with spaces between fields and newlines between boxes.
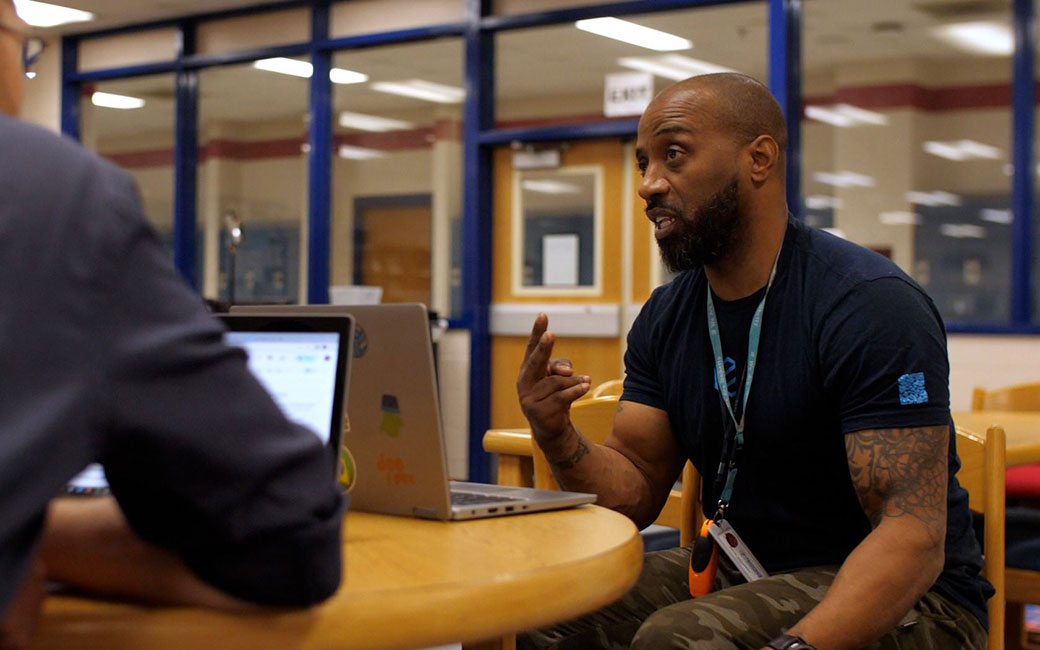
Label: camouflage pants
xmin=518 ymin=543 xmax=987 ymax=650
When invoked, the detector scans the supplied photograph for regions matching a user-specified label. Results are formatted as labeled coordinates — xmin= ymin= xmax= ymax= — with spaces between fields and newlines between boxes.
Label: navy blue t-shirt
xmin=622 ymin=217 xmax=992 ymax=627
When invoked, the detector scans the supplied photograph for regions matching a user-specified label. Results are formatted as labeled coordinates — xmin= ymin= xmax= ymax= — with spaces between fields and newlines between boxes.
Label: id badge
xmin=708 ymin=519 xmax=768 ymax=582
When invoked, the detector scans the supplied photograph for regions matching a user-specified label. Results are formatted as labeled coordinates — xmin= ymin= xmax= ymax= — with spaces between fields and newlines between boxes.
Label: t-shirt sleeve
xmin=621 ymin=295 xmax=666 ymax=410
xmin=93 ymin=173 xmax=344 ymax=607
xmin=819 ymin=277 xmax=951 ymax=435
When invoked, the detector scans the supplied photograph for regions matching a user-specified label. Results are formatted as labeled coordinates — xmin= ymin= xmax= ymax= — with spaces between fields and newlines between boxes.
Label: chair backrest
xmin=590 ymin=379 xmax=624 ymax=398
xmin=955 ymin=425 xmax=1006 ymax=650
xmin=972 ymin=382 xmax=1040 ymax=412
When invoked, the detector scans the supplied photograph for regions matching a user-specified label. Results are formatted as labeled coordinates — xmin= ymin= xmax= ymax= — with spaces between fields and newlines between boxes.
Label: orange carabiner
xmin=688 ymin=518 xmax=718 ymax=598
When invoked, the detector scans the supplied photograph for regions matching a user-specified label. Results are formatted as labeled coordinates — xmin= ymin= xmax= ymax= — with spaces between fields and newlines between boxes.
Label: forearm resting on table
xmin=40 ymin=497 xmax=253 ymax=611
xmin=537 ymin=427 xmax=660 ymax=527
xmin=784 ymin=516 xmax=944 ymax=650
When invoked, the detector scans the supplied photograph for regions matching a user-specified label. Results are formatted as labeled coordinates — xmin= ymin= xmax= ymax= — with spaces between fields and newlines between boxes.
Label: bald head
xmin=653 ymin=73 xmax=788 ymax=160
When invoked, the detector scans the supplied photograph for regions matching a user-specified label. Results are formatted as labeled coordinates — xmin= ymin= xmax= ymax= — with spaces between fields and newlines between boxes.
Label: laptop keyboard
xmin=451 ymin=491 xmax=524 ymax=506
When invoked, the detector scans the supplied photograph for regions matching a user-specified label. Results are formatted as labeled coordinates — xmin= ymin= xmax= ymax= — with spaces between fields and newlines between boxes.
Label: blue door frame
xmin=59 ymin=0 xmax=1038 ymax=483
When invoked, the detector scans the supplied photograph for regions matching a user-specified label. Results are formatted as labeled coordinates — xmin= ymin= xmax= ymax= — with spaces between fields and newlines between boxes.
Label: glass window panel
xmin=496 ymin=5 xmax=768 ymax=125
xmin=804 ymin=0 xmax=1012 ymax=323
xmin=517 ymin=168 xmax=598 ymax=289
xmin=196 ymin=8 xmax=309 ymax=56
xmin=79 ymin=29 xmax=180 ymax=72
xmin=330 ymin=38 xmax=464 ymax=318
xmin=80 ymin=75 xmax=176 ymax=249
xmin=198 ymin=60 xmax=310 ymax=303
xmin=331 ymin=0 xmax=462 ymax=37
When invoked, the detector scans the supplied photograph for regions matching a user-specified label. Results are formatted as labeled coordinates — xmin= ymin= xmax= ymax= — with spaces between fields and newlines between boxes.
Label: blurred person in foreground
xmin=517 ymin=73 xmax=991 ymax=650
xmin=0 ymin=2 xmax=343 ymax=647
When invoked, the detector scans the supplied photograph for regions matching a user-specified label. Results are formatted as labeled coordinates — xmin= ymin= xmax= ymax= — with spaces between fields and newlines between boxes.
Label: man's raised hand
xmin=516 ymin=314 xmax=590 ymax=444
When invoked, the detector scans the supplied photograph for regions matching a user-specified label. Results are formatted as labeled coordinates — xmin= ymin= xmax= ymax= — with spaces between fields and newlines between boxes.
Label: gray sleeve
xmin=93 ymin=172 xmax=344 ymax=606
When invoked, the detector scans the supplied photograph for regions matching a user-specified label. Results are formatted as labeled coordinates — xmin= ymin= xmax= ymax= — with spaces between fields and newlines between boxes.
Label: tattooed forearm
xmin=845 ymin=425 xmax=948 ymax=544
xmin=549 ymin=436 xmax=590 ymax=470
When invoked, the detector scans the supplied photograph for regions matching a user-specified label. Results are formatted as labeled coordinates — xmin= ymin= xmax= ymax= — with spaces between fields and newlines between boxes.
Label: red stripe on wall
xmin=104 ymin=121 xmax=463 ymax=169
xmin=105 ymin=149 xmax=174 ymax=168
xmin=805 ymin=82 xmax=1013 ymax=111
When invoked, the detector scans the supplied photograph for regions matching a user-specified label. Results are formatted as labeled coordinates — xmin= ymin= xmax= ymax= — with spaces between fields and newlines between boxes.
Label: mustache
xmin=645 ymin=200 xmax=680 ymax=216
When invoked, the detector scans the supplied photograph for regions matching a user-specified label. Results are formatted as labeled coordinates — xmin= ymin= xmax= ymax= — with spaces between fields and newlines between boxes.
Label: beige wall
xmin=19 ymin=37 xmax=60 ymax=132
xmin=949 ymin=336 xmax=1040 ymax=411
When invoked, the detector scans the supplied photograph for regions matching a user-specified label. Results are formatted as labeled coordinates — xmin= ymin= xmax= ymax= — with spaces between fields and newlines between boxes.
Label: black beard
xmin=655 ymin=178 xmax=743 ymax=274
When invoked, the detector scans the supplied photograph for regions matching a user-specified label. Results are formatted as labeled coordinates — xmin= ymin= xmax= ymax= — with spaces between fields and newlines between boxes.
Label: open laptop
xmin=232 ymin=303 xmax=596 ymax=520
xmin=66 ymin=314 xmax=354 ymax=494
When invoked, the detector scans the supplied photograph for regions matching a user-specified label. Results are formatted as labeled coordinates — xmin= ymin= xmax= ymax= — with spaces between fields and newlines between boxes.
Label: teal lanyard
xmin=706 ymin=243 xmax=782 ymax=520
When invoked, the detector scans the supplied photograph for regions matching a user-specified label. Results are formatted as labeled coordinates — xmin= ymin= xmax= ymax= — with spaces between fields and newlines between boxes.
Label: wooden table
xmin=30 ymin=506 xmax=642 ymax=650
xmin=953 ymin=411 xmax=1040 ymax=466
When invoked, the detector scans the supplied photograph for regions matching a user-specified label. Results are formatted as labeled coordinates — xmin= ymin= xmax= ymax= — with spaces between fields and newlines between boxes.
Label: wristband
xmin=765 ymin=634 xmax=817 ymax=650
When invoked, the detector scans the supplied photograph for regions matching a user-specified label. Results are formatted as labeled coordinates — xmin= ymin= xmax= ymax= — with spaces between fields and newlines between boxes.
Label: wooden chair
xmin=974 ymin=384 xmax=1040 ymax=650
xmin=974 ymin=383 xmax=1040 ymax=412
xmin=956 ymin=425 xmax=1007 ymax=650
xmin=484 ymin=394 xmax=701 ymax=545
xmin=589 ymin=378 xmax=624 ymax=398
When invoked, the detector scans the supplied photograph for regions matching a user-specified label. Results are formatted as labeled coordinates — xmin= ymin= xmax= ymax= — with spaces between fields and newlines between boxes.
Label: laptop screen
xmin=67 ymin=327 xmax=345 ymax=495
xmin=224 ymin=330 xmax=341 ymax=444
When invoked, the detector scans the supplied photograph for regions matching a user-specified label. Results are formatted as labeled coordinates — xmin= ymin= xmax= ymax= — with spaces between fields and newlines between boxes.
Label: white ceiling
xmin=32 ymin=0 xmax=292 ymax=35
xmin=71 ymin=0 xmax=1014 ymax=143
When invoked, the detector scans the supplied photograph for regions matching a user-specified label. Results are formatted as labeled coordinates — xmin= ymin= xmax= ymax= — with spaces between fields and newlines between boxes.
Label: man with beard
xmin=515 ymin=73 xmax=990 ymax=650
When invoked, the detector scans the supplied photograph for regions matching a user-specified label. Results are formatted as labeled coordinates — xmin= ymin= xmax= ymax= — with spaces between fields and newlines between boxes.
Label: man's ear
xmin=746 ymin=135 xmax=780 ymax=183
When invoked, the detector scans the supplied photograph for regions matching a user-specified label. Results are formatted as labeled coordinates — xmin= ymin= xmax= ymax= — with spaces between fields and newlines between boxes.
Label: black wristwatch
xmin=765 ymin=635 xmax=817 ymax=650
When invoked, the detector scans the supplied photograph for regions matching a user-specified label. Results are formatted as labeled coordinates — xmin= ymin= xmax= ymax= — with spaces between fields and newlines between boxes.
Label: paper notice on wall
xmin=542 ymin=234 xmax=579 ymax=286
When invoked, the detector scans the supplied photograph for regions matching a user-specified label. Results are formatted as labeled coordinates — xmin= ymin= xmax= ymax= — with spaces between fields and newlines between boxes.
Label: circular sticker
xmin=338 ymin=443 xmax=357 ymax=492
xmin=354 ymin=326 xmax=369 ymax=359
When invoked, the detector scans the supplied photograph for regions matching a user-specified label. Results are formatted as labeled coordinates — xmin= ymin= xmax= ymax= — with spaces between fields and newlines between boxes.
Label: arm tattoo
xmin=616 ymin=401 xmax=625 ymax=414
xmin=845 ymin=425 xmax=948 ymax=544
xmin=549 ymin=436 xmax=590 ymax=470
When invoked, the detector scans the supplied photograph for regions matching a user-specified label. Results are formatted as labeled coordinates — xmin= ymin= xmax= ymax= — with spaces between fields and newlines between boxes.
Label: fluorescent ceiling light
xmin=835 ymin=104 xmax=888 ymax=126
xmin=618 ymin=54 xmax=731 ymax=80
xmin=338 ymin=145 xmax=387 ymax=160
xmin=805 ymin=103 xmax=887 ymax=128
xmin=254 ymin=57 xmax=312 ymax=78
xmin=879 ymin=211 xmax=921 ymax=226
xmin=940 ymin=223 xmax=987 ymax=238
xmin=905 ymin=190 xmax=961 ymax=207
xmin=980 ymin=208 xmax=1012 ymax=224
xmin=932 ymin=21 xmax=1012 ymax=56
xmin=522 ymin=180 xmax=582 ymax=195
xmin=338 ymin=111 xmax=413 ymax=132
xmin=805 ymin=195 xmax=843 ymax=210
xmin=923 ymin=139 xmax=1002 ymax=161
xmin=329 ymin=68 xmax=367 ymax=85
xmin=253 ymin=58 xmax=368 ymax=84
xmin=13 ymin=0 xmax=93 ymax=27
xmin=370 ymin=79 xmax=464 ymax=104
xmin=576 ymin=17 xmax=691 ymax=52
xmin=805 ymin=106 xmax=855 ymax=128
xmin=91 ymin=91 xmax=145 ymax=110
xmin=812 ymin=171 xmax=875 ymax=188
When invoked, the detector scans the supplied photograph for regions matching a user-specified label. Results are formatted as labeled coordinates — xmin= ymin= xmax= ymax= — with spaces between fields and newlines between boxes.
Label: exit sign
xmin=603 ymin=72 xmax=653 ymax=118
